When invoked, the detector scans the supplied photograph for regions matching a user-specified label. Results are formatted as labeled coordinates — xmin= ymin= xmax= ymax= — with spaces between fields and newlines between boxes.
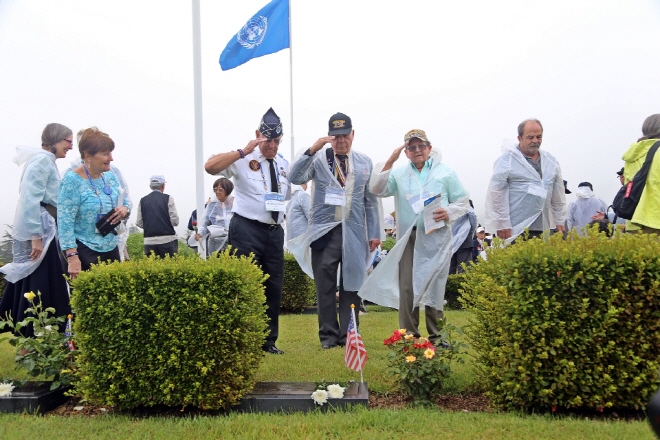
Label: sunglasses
xmin=405 ymin=144 xmax=428 ymax=152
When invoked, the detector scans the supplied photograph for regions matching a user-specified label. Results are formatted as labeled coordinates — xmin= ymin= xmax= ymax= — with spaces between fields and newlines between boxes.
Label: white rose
xmin=0 ymin=382 xmax=15 ymax=397
xmin=311 ymin=389 xmax=328 ymax=406
xmin=327 ymin=384 xmax=345 ymax=399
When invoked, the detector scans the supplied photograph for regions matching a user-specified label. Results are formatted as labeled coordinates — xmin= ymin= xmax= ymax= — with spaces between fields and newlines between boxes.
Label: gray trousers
xmin=398 ymin=229 xmax=442 ymax=343
xmin=311 ymin=225 xmax=360 ymax=347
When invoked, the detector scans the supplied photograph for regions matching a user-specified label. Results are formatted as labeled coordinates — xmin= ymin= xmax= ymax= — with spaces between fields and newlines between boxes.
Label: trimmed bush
xmin=126 ymin=233 xmax=197 ymax=260
xmin=444 ymin=273 xmax=465 ymax=310
xmin=281 ymin=252 xmax=315 ymax=313
xmin=460 ymin=228 xmax=660 ymax=411
xmin=70 ymin=251 xmax=268 ymax=410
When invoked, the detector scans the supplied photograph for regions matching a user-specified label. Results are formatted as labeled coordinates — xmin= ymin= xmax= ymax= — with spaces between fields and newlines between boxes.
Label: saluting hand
xmin=309 ymin=136 xmax=335 ymax=154
xmin=382 ymin=143 xmax=407 ymax=172
xmin=243 ymin=137 xmax=269 ymax=155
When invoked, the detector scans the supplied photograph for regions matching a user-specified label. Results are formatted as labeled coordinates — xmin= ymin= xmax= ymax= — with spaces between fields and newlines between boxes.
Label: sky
xmin=1 ymin=0 xmax=659 ymax=238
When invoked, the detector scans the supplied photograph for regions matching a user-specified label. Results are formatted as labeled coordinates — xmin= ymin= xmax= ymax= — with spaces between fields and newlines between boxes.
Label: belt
xmin=234 ymin=213 xmax=282 ymax=231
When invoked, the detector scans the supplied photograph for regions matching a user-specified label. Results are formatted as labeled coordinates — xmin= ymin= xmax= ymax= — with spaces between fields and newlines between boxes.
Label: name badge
xmin=325 ymin=188 xmax=346 ymax=206
xmin=264 ymin=193 xmax=286 ymax=211
xmin=527 ymin=184 xmax=547 ymax=198
xmin=408 ymin=191 xmax=432 ymax=214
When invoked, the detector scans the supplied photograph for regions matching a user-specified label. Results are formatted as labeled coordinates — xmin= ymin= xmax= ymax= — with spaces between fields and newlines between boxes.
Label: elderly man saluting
xmin=485 ymin=119 xmax=566 ymax=242
xmin=358 ymin=129 xmax=469 ymax=344
xmin=204 ymin=108 xmax=291 ymax=355
xmin=288 ymin=112 xmax=381 ymax=349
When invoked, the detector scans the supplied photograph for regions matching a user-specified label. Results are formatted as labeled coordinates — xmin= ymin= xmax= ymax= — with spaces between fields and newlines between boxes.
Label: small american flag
xmin=345 ymin=307 xmax=367 ymax=371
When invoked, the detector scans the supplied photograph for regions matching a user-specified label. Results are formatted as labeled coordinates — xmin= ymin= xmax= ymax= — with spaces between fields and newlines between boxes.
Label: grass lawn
xmin=0 ymin=309 xmax=654 ymax=439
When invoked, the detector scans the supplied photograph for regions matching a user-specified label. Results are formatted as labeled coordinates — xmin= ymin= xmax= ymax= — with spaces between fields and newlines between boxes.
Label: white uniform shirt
xmin=217 ymin=147 xmax=291 ymax=224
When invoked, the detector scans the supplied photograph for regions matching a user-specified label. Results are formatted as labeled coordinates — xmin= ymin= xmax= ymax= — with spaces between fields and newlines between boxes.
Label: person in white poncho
xmin=567 ymin=182 xmax=607 ymax=235
xmin=484 ymin=119 xmax=566 ymax=242
xmin=357 ymin=129 xmax=469 ymax=344
xmin=0 ymin=123 xmax=74 ymax=337
xmin=288 ymin=112 xmax=381 ymax=349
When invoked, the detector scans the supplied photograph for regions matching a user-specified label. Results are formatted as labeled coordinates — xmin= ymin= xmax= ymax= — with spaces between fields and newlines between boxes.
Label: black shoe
xmin=322 ymin=344 xmax=337 ymax=350
xmin=263 ymin=346 xmax=284 ymax=354
xmin=436 ymin=341 xmax=451 ymax=349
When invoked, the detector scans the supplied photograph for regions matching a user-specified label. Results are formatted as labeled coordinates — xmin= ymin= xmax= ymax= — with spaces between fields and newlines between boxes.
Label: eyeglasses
xmin=213 ymin=187 xmax=224 ymax=193
xmin=61 ymin=139 xmax=73 ymax=146
xmin=263 ymin=138 xmax=281 ymax=145
xmin=405 ymin=144 xmax=427 ymax=152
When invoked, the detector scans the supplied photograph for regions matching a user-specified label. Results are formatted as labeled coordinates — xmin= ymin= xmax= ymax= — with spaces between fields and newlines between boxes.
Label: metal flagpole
xmin=191 ymin=0 xmax=206 ymax=259
xmin=288 ymin=0 xmax=295 ymax=161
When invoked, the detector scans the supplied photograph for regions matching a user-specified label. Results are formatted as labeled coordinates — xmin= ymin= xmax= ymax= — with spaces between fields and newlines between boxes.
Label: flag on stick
xmin=219 ymin=0 xmax=290 ymax=71
xmin=345 ymin=304 xmax=367 ymax=373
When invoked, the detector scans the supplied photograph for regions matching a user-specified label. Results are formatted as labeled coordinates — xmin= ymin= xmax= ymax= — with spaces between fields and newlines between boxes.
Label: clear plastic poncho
xmin=1 ymin=148 xmax=61 ymax=283
xmin=357 ymin=150 xmax=469 ymax=311
xmin=484 ymin=142 xmax=566 ymax=243
xmin=197 ymin=195 xmax=233 ymax=254
xmin=285 ymin=187 xmax=311 ymax=243
xmin=567 ymin=187 xmax=608 ymax=234
xmin=287 ymin=145 xmax=382 ymax=291
xmin=451 ymin=208 xmax=477 ymax=254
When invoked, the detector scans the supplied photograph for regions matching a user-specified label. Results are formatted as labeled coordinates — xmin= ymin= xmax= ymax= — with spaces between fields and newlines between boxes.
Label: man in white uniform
xmin=204 ymin=108 xmax=291 ymax=355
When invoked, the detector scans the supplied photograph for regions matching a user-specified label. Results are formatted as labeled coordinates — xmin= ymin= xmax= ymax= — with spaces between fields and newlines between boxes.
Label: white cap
xmin=150 ymin=174 xmax=166 ymax=185
xmin=476 ymin=226 xmax=485 ymax=233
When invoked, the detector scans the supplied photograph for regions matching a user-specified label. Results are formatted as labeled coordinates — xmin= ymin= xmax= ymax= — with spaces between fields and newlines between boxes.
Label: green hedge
xmin=281 ymin=252 xmax=315 ymax=313
xmin=381 ymin=237 xmax=396 ymax=252
xmin=126 ymin=233 xmax=197 ymax=260
xmin=71 ymin=252 xmax=268 ymax=410
xmin=460 ymin=228 xmax=660 ymax=411
xmin=0 ymin=263 xmax=5 ymax=294
xmin=444 ymin=273 xmax=465 ymax=310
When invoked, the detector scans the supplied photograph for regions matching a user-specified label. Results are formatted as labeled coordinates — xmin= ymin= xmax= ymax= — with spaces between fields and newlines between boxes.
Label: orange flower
xmin=405 ymin=355 xmax=416 ymax=363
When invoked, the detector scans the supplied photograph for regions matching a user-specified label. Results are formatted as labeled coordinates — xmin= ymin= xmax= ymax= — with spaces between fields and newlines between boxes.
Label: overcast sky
xmin=1 ymin=0 xmax=659 ymax=237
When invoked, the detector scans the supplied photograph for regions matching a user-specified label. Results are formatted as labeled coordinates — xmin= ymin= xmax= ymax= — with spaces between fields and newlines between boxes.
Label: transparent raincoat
xmin=197 ymin=195 xmax=233 ymax=254
xmin=285 ymin=186 xmax=311 ymax=243
xmin=0 ymin=148 xmax=60 ymax=283
xmin=484 ymin=143 xmax=566 ymax=242
xmin=451 ymin=208 xmax=477 ymax=254
xmin=287 ymin=146 xmax=381 ymax=291
xmin=567 ymin=187 xmax=607 ymax=234
xmin=357 ymin=149 xmax=469 ymax=311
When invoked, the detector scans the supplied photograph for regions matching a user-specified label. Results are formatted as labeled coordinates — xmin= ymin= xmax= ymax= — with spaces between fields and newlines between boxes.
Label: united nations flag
xmin=219 ymin=0 xmax=290 ymax=71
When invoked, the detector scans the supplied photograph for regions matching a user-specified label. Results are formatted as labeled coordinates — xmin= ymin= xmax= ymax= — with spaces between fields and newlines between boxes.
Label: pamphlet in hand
xmin=423 ymin=193 xmax=445 ymax=234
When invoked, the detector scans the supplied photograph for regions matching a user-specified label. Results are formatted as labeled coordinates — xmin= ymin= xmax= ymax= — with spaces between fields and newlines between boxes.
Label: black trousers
xmin=77 ymin=240 xmax=120 ymax=271
xmin=144 ymin=239 xmax=178 ymax=258
xmin=311 ymin=224 xmax=360 ymax=347
xmin=228 ymin=214 xmax=284 ymax=349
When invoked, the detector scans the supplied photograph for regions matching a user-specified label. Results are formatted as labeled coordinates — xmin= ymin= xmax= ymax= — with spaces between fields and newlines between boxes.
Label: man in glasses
xmin=204 ymin=107 xmax=291 ymax=355
xmin=484 ymin=119 xmax=566 ymax=242
xmin=288 ymin=112 xmax=381 ymax=349
xmin=358 ymin=129 xmax=469 ymax=345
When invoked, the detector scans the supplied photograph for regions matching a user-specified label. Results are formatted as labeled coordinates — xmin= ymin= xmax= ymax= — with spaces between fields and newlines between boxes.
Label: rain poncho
xmin=0 ymin=148 xmax=60 ymax=283
xmin=484 ymin=143 xmax=566 ymax=242
xmin=357 ymin=149 xmax=469 ymax=311
xmin=285 ymin=187 xmax=311 ymax=243
xmin=567 ymin=187 xmax=607 ymax=234
xmin=287 ymin=146 xmax=381 ymax=291
xmin=622 ymin=138 xmax=660 ymax=230
xmin=197 ymin=196 xmax=233 ymax=254
xmin=451 ymin=207 xmax=477 ymax=254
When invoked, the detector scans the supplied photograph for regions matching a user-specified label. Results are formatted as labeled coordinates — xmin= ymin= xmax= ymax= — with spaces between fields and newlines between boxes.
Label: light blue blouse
xmin=58 ymin=170 xmax=131 ymax=252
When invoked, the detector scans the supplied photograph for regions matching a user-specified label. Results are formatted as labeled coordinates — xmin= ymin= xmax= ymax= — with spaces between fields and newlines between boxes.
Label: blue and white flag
xmin=219 ymin=0 xmax=290 ymax=71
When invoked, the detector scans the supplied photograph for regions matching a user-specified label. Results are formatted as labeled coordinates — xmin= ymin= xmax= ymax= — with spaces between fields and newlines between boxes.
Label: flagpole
xmin=288 ymin=0 xmax=295 ymax=162
xmin=351 ymin=304 xmax=364 ymax=383
xmin=192 ymin=0 xmax=206 ymax=260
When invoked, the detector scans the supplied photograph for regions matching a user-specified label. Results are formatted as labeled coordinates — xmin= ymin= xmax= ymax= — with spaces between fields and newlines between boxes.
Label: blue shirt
xmin=58 ymin=171 xmax=131 ymax=252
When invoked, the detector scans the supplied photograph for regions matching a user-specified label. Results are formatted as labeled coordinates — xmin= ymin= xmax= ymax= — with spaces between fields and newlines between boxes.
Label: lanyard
xmin=259 ymin=160 xmax=281 ymax=194
xmin=82 ymin=164 xmax=114 ymax=212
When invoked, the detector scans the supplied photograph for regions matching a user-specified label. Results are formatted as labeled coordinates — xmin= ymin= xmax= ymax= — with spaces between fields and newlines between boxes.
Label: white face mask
xmin=576 ymin=186 xmax=593 ymax=198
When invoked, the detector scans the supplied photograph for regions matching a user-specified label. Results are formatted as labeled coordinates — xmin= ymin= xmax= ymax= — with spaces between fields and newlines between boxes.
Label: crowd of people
xmin=1 ymin=112 xmax=658 ymax=354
